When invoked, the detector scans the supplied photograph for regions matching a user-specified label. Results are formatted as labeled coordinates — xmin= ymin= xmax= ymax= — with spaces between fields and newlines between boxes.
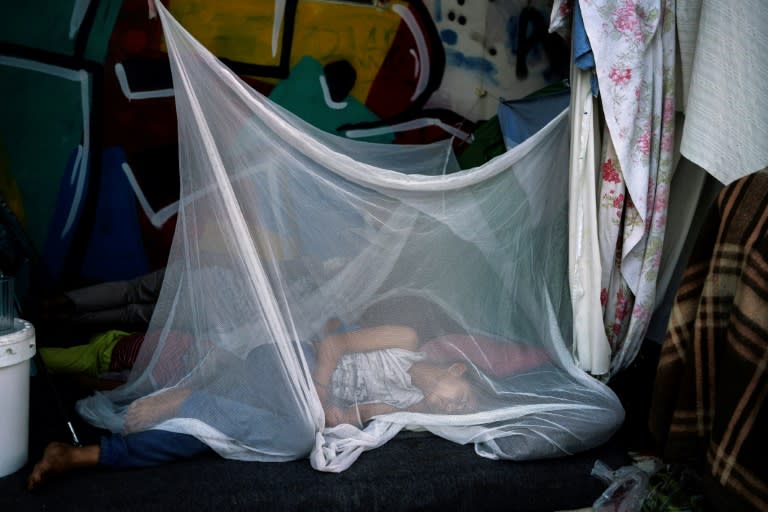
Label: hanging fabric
xmin=678 ymin=0 xmax=768 ymax=184
xmin=77 ymin=1 xmax=624 ymax=472
xmin=567 ymin=63 xmax=610 ymax=375
xmin=577 ymin=0 xmax=677 ymax=376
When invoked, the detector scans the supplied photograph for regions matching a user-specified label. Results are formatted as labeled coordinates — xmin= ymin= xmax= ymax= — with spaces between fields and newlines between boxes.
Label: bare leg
xmin=27 ymin=442 xmax=100 ymax=490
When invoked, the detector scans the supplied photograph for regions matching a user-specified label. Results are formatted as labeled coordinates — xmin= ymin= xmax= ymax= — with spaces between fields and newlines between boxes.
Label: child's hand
xmin=324 ymin=405 xmax=360 ymax=428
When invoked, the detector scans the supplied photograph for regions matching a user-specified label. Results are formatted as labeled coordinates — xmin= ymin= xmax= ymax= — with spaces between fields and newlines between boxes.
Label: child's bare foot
xmin=124 ymin=387 xmax=191 ymax=433
xmin=124 ymin=395 xmax=165 ymax=433
xmin=27 ymin=442 xmax=100 ymax=490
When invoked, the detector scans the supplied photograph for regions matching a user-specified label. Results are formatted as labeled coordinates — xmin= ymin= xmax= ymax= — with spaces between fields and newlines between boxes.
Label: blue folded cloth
xmin=498 ymin=89 xmax=570 ymax=150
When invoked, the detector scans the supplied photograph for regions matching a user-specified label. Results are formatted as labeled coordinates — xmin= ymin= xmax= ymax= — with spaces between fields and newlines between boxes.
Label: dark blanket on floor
xmin=0 ymin=368 xmax=629 ymax=512
xmin=649 ymin=169 xmax=768 ymax=512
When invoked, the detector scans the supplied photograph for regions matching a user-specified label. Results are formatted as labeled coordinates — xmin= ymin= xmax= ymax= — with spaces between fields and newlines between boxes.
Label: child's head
xmin=423 ymin=363 xmax=477 ymax=414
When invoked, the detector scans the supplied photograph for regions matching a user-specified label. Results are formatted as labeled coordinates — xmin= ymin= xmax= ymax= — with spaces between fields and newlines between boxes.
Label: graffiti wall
xmin=0 ymin=0 xmax=568 ymax=292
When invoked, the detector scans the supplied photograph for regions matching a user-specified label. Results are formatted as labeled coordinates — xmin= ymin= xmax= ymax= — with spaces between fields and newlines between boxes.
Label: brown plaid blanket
xmin=649 ymin=169 xmax=768 ymax=511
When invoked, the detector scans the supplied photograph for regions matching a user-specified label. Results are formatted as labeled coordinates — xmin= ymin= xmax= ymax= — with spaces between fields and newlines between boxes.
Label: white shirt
xmin=331 ymin=348 xmax=425 ymax=409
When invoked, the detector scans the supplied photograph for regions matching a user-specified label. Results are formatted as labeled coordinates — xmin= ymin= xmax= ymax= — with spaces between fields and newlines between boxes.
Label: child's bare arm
xmin=332 ymin=325 xmax=418 ymax=353
xmin=356 ymin=402 xmax=400 ymax=423
xmin=324 ymin=402 xmax=401 ymax=427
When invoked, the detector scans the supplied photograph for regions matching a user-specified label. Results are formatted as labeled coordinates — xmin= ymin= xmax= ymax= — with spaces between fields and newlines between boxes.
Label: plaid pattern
xmin=649 ymin=169 xmax=768 ymax=511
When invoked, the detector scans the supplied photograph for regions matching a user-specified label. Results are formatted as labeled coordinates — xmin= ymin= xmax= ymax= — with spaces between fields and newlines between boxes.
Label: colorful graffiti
xmin=0 ymin=57 xmax=92 ymax=280
xmin=0 ymin=0 xmax=568 ymax=292
xmin=428 ymin=0 xmax=568 ymax=121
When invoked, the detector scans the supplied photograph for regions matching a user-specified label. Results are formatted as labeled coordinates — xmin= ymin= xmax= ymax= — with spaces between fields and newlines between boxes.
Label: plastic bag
xmin=592 ymin=460 xmax=650 ymax=512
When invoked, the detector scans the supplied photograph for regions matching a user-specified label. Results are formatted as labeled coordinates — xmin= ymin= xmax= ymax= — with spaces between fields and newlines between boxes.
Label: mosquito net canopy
xmin=77 ymin=2 xmax=624 ymax=472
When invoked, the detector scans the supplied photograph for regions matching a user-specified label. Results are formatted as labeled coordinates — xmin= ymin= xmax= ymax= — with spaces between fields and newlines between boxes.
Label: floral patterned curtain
xmin=553 ymin=0 xmax=677 ymax=376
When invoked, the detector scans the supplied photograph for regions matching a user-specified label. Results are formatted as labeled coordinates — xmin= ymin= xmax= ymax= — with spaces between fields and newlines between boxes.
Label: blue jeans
xmin=99 ymin=342 xmax=319 ymax=468
xmin=99 ymin=430 xmax=211 ymax=468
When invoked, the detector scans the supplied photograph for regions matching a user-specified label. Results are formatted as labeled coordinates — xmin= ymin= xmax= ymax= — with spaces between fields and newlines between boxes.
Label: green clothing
xmin=268 ymin=56 xmax=393 ymax=144
xmin=456 ymin=117 xmax=506 ymax=170
xmin=39 ymin=330 xmax=129 ymax=377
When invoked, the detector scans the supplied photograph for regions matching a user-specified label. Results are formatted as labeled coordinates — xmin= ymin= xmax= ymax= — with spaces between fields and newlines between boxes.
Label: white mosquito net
xmin=77 ymin=2 xmax=624 ymax=472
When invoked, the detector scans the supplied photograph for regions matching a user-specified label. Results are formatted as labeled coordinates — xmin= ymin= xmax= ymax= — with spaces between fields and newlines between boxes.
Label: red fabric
xmin=125 ymin=330 xmax=201 ymax=387
xmin=109 ymin=332 xmax=146 ymax=372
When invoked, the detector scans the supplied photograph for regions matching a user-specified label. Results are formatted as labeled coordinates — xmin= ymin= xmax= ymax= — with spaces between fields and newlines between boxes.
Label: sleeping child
xmin=122 ymin=324 xmax=479 ymax=432
xmin=29 ymin=323 xmax=507 ymax=489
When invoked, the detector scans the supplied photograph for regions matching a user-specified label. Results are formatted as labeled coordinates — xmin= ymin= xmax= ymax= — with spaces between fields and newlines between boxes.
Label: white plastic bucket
xmin=0 ymin=319 xmax=36 ymax=478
